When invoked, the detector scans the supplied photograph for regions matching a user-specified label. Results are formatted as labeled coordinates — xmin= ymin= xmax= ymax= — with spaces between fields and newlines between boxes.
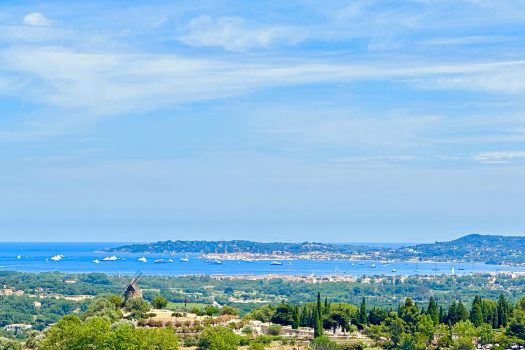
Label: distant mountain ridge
xmin=103 ymin=234 xmax=525 ymax=265
xmin=402 ymin=234 xmax=525 ymax=265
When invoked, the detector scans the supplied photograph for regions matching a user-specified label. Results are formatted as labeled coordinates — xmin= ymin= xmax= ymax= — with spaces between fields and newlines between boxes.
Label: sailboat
xmin=92 ymin=259 xmax=100 ymax=264
xmin=451 ymin=266 xmax=455 ymax=274
xmin=102 ymin=256 xmax=118 ymax=261
xmin=180 ymin=254 xmax=189 ymax=262
xmin=138 ymin=257 xmax=148 ymax=263
xmin=50 ymin=254 xmax=62 ymax=261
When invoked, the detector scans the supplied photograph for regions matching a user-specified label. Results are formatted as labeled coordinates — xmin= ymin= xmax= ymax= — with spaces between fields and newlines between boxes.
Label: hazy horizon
xmin=1 ymin=1 xmax=524 ymax=242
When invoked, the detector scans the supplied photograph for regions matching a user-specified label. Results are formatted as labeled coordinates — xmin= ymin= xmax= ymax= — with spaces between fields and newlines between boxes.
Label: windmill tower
xmin=124 ymin=272 xmax=143 ymax=302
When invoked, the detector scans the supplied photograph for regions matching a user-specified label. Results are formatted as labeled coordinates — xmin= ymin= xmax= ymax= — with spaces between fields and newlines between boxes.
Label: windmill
xmin=124 ymin=272 xmax=143 ymax=302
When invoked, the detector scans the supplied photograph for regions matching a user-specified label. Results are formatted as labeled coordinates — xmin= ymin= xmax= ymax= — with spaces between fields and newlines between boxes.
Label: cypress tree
xmin=427 ymin=296 xmax=439 ymax=325
xmin=314 ymin=305 xmax=323 ymax=337
xmin=457 ymin=300 xmax=469 ymax=322
xmin=470 ymin=296 xmax=483 ymax=327
xmin=359 ymin=297 xmax=368 ymax=325
xmin=497 ymin=294 xmax=509 ymax=327
xmin=300 ymin=305 xmax=309 ymax=327
xmin=292 ymin=305 xmax=300 ymax=329
xmin=439 ymin=306 xmax=445 ymax=324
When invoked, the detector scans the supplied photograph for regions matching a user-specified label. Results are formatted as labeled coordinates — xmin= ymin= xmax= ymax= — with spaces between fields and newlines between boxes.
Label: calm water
xmin=1 ymin=242 xmax=524 ymax=277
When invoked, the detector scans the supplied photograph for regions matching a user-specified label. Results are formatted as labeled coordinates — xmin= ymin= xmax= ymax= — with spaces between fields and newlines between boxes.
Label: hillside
xmin=103 ymin=234 xmax=525 ymax=265
xmin=101 ymin=239 xmax=379 ymax=255
xmin=397 ymin=234 xmax=525 ymax=265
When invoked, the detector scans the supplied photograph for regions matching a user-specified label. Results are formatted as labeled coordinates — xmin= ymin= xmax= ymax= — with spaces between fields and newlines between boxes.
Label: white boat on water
xmin=211 ymin=259 xmax=223 ymax=265
xmin=392 ymin=268 xmax=397 ymax=272
xmin=180 ymin=255 xmax=189 ymax=262
xmin=92 ymin=259 xmax=100 ymax=264
xmin=50 ymin=254 xmax=62 ymax=261
xmin=17 ymin=255 xmax=21 ymax=260
xmin=138 ymin=257 xmax=148 ymax=263
xmin=271 ymin=261 xmax=283 ymax=266
xmin=102 ymin=256 xmax=118 ymax=261
xmin=371 ymin=263 xmax=376 ymax=268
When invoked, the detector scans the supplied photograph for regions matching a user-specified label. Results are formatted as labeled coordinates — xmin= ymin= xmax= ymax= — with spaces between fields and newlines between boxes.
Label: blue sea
xmin=1 ymin=242 xmax=524 ymax=277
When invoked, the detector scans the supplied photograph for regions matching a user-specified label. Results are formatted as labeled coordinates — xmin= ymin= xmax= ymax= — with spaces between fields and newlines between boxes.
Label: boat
xmin=371 ymin=263 xmax=376 ymax=268
xmin=92 ymin=259 xmax=100 ymax=264
xmin=17 ymin=255 xmax=21 ymax=260
xmin=392 ymin=268 xmax=397 ymax=272
xmin=451 ymin=266 xmax=455 ymax=274
xmin=168 ymin=258 xmax=174 ymax=263
xmin=180 ymin=255 xmax=189 ymax=262
xmin=271 ymin=261 xmax=283 ymax=266
xmin=211 ymin=259 xmax=223 ymax=265
xmin=138 ymin=257 xmax=147 ymax=263
xmin=154 ymin=258 xmax=169 ymax=264
xmin=102 ymin=256 xmax=118 ymax=261
xmin=50 ymin=254 xmax=62 ymax=261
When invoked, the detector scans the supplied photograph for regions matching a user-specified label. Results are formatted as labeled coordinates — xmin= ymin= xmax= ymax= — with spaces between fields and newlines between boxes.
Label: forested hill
xmin=103 ymin=234 xmax=525 ymax=265
xmin=101 ymin=240 xmax=379 ymax=255
xmin=400 ymin=234 xmax=525 ymax=264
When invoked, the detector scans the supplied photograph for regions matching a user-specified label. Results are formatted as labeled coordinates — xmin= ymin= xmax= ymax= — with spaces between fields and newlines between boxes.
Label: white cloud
xmin=473 ymin=151 xmax=525 ymax=164
xmin=23 ymin=12 xmax=53 ymax=27
xmin=1 ymin=47 xmax=525 ymax=117
xmin=178 ymin=16 xmax=305 ymax=51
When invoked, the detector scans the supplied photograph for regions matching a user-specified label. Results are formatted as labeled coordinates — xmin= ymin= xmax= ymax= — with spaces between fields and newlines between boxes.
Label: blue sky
xmin=1 ymin=0 xmax=525 ymax=242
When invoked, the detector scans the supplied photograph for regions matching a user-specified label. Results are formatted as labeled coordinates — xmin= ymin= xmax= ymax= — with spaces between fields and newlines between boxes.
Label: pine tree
xmin=314 ymin=292 xmax=323 ymax=337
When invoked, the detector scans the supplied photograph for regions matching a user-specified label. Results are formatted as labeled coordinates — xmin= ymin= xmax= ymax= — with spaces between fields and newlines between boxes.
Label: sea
xmin=1 ymin=242 xmax=524 ymax=277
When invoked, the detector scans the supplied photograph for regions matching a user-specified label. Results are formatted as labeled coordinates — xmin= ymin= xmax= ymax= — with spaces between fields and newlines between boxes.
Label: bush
xmin=197 ymin=326 xmax=240 ymax=350
xmin=249 ymin=342 xmax=266 ymax=350
xmin=267 ymin=324 xmax=282 ymax=336
xmin=152 ymin=296 xmax=169 ymax=309
xmin=309 ymin=336 xmax=339 ymax=350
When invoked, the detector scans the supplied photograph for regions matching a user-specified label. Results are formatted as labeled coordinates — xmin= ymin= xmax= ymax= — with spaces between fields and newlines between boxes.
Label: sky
xmin=0 ymin=0 xmax=524 ymax=243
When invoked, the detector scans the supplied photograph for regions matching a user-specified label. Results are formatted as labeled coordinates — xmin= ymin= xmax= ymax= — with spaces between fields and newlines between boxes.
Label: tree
xmin=220 ymin=305 xmax=239 ymax=316
xmin=197 ymin=326 xmax=240 ymax=350
xmin=470 ymin=296 xmax=483 ymax=327
xmin=427 ymin=297 xmax=439 ymax=325
xmin=271 ymin=303 xmax=295 ymax=326
xmin=0 ymin=337 xmax=22 ymax=350
xmin=292 ymin=305 xmax=300 ymax=329
xmin=497 ymin=294 xmax=510 ymax=328
xmin=125 ymin=298 xmax=151 ymax=319
xmin=314 ymin=308 xmax=323 ymax=337
xmin=152 ymin=295 xmax=169 ymax=309
xmin=324 ymin=311 xmax=350 ymax=333
xmin=358 ymin=297 xmax=368 ymax=326
xmin=82 ymin=296 xmax=122 ymax=322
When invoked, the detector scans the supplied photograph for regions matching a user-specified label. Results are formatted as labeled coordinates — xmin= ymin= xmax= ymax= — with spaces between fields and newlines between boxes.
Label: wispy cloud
xmin=178 ymin=16 xmax=306 ymax=51
xmin=22 ymin=12 xmax=53 ymax=27
xmin=473 ymin=151 xmax=525 ymax=164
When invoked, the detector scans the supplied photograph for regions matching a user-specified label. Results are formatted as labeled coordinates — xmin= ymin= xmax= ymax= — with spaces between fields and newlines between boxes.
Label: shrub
xmin=309 ymin=336 xmax=339 ymax=350
xmin=267 ymin=324 xmax=282 ymax=336
xmin=197 ymin=326 xmax=240 ymax=350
